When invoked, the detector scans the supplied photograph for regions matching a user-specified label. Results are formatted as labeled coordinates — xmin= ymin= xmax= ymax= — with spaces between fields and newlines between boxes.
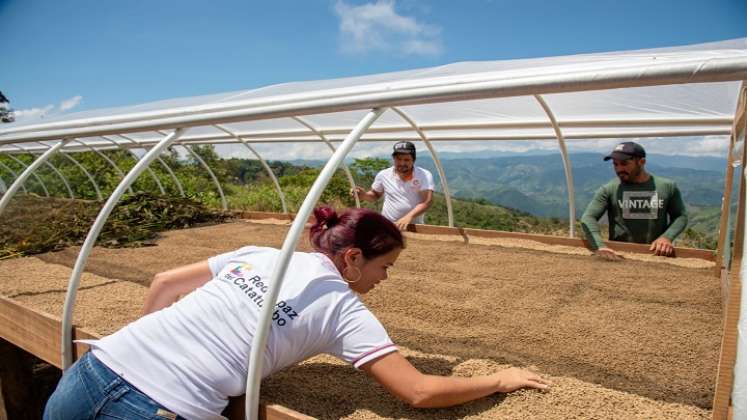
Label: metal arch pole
xmin=391 ymin=107 xmax=454 ymax=227
xmin=0 ymin=161 xmax=27 ymax=194
xmin=72 ymin=139 xmax=134 ymax=195
xmin=214 ymin=124 xmax=288 ymax=214
xmin=28 ymin=142 xmax=76 ymax=198
xmin=60 ymin=129 xmax=187 ymax=369
xmin=291 ymin=116 xmax=361 ymax=208
xmin=0 ymin=173 xmax=6 ymax=194
xmin=535 ymin=94 xmax=576 ymax=237
xmin=245 ymin=108 xmax=386 ymax=420
xmin=58 ymin=151 xmax=103 ymax=200
xmin=0 ymin=139 xmax=70 ymax=216
xmin=178 ymin=142 xmax=228 ymax=210
xmin=31 ymin=153 xmax=75 ymax=199
xmin=112 ymin=135 xmax=167 ymax=195
xmin=143 ymin=133 xmax=186 ymax=196
xmin=155 ymin=156 xmax=185 ymax=197
xmin=4 ymin=152 xmax=51 ymax=197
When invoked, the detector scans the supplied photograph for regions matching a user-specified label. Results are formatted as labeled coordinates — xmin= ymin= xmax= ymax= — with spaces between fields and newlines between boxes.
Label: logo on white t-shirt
xmin=221 ymin=263 xmax=300 ymax=327
xmin=229 ymin=263 xmax=253 ymax=276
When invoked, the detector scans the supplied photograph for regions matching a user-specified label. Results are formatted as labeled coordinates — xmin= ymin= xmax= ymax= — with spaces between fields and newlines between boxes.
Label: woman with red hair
xmin=45 ymin=206 xmax=550 ymax=420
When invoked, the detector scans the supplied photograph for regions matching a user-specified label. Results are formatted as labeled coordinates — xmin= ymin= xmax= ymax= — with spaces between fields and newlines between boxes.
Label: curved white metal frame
xmin=0 ymin=161 xmax=27 ymax=194
xmin=0 ymin=173 xmax=6 ymax=194
xmin=114 ymin=135 xmax=167 ymax=195
xmin=0 ymin=44 xmax=744 ymax=420
xmin=391 ymin=107 xmax=454 ymax=227
xmin=71 ymin=139 xmax=135 ymax=195
xmin=100 ymin=136 xmax=184 ymax=196
xmin=3 ymin=152 xmax=51 ymax=197
xmin=155 ymin=154 xmax=186 ymax=197
xmin=1 ymin=51 xmax=745 ymax=143
xmin=60 ymin=129 xmax=187 ymax=369
xmin=33 ymin=153 xmax=75 ymax=199
xmin=56 ymin=151 xmax=103 ymax=201
xmin=214 ymin=124 xmax=288 ymax=214
xmin=0 ymin=139 xmax=69 ymax=215
xmin=291 ymin=117 xmax=361 ymax=209
xmin=18 ymin=143 xmax=81 ymax=199
xmin=534 ymin=95 xmax=576 ymax=237
xmin=245 ymin=108 xmax=386 ymax=420
xmin=177 ymin=141 xmax=228 ymax=211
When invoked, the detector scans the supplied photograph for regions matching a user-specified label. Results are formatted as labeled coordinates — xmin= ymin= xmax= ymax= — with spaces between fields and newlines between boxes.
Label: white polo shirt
xmin=372 ymin=166 xmax=435 ymax=224
xmin=86 ymin=246 xmax=397 ymax=420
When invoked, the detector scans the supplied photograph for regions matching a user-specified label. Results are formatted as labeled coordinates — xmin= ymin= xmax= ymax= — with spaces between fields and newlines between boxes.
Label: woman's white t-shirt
xmin=86 ymin=247 xmax=397 ymax=420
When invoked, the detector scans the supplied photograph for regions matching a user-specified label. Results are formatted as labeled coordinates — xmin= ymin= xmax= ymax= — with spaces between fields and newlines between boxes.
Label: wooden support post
xmin=712 ymin=85 xmax=747 ymax=420
xmin=0 ymin=338 xmax=36 ymax=420
xmin=712 ymin=271 xmax=742 ymax=420
xmin=716 ymin=133 xmax=737 ymax=280
xmin=717 ymin=88 xmax=747 ymax=281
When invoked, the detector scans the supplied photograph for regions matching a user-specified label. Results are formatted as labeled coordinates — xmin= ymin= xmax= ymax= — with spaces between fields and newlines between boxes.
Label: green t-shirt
xmin=580 ymin=175 xmax=688 ymax=250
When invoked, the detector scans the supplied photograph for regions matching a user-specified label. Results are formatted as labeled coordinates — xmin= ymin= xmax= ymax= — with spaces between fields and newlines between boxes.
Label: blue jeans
xmin=44 ymin=351 xmax=185 ymax=420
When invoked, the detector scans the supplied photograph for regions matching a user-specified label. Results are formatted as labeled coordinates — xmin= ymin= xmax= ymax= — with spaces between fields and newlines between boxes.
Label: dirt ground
xmin=0 ymin=220 xmax=720 ymax=419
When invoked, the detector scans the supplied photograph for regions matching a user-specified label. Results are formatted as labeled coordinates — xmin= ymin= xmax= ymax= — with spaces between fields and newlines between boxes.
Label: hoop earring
xmin=343 ymin=266 xmax=362 ymax=284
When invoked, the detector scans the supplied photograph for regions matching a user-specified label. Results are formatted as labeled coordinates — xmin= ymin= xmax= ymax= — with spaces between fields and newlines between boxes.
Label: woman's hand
xmin=363 ymin=352 xmax=551 ymax=408
xmin=491 ymin=367 xmax=552 ymax=393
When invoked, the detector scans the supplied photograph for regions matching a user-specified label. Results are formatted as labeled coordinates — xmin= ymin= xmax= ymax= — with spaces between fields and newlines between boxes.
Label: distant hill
xmin=283 ymin=152 xmax=728 ymax=248
xmin=414 ymin=153 xmax=727 ymax=218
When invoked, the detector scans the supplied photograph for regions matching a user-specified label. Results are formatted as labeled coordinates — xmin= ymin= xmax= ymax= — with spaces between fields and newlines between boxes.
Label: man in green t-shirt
xmin=580 ymin=142 xmax=688 ymax=260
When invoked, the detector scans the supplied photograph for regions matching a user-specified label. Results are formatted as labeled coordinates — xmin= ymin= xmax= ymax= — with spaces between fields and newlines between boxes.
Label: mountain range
xmin=414 ymin=153 xmax=728 ymax=219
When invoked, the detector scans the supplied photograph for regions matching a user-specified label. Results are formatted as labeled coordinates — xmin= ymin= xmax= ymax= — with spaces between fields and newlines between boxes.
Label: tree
xmin=350 ymin=157 xmax=389 ymax=187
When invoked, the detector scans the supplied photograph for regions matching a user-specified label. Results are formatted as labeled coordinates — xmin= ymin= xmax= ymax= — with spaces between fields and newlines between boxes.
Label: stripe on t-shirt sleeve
xmin=352 ymin=344 xmax=398 ymax=369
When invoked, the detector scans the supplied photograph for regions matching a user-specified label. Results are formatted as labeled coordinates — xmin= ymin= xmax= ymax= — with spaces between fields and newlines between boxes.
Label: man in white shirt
xmin=353 ymin=141 xmax=435 ymax=230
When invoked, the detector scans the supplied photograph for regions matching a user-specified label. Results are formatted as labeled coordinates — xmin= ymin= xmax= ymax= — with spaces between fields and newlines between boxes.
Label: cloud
xmin=565 ymin=136 xmax=730 ymax=157
xmin=11 ymin=95 xmax=83 ymax=122
xmin=334 ymin=0 xmax=442 ymax=56
xmin=13 ymin=105 xmax=55 ymax=120
xmin=59 ymin=95 xmax=82 ymax=111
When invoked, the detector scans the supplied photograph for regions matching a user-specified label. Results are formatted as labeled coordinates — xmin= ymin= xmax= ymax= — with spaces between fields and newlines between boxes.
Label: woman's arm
xmin=142 ymin=261 xmax=214 ymax=315
xmin=361 ymin=352 xmax=550 ymax=408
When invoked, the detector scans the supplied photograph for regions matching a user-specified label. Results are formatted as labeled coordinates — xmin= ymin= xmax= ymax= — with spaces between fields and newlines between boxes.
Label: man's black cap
xmin=603 ymin=142 xmax=646 ymax=161
xmin=392 ymin=141 xmax=416 ymax=159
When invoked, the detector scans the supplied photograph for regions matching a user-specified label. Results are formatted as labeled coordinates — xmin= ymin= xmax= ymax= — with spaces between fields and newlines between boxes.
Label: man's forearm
xmin=662 ymin=189 xmax=688 ymax=241
xmin=580 ymin=215 xmax=606 ymax=250
xmin=662 ymin=213 xmax=688 ymax=241
xmin=405 ymin=201 xmax=431 ymax=220
xmin=359 ymin=190 xmax=380 ymax=202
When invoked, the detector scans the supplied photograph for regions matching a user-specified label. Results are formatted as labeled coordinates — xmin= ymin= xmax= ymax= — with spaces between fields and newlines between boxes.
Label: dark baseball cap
xmin=603 ymin=142 xmax=646 ymax=161
xmin=392 ymin=141 xmax=416 ymax=159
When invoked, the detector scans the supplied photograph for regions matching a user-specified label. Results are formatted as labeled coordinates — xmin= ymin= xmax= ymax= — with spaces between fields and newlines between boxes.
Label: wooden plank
xmin=0 ymin=295 xmax=96 ymax=368
xmin=0 ymin=338 xmax=33 ymax=420
xmin=0 ymin=295 xmax=314 ymax=420
xmin=406 ymin=223 xmax=716 ymax=262
xmin=0 ymin=376 xmax=6 ymax=420
xmin=717 ymin=89 xmax=747 ymax=277
xmin=237 ymin=210 xmax=294 ymax=221
xmin=712 ymin=271 xmax=741 ymax=419
xmin=236 ymin=212 xmax=715 ymax=261
xmin=716 ymin=133 xmax=737 ymax=277
xmin=712 ymin=88 xmax=747 ymax=420
xmin=224 ymin=397 xmax=316 ymax=420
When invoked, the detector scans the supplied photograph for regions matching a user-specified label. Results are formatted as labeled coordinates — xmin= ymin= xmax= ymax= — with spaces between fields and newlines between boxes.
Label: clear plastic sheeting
xmin=1 ymin=37 xmax=747 ymax=420
xmin=1 ymin=38 xmax=746 ymax=146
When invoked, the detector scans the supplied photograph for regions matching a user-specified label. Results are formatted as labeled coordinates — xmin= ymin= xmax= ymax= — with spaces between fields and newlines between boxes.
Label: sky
xmin=2 ymin=0 xmax=747 ymax=159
